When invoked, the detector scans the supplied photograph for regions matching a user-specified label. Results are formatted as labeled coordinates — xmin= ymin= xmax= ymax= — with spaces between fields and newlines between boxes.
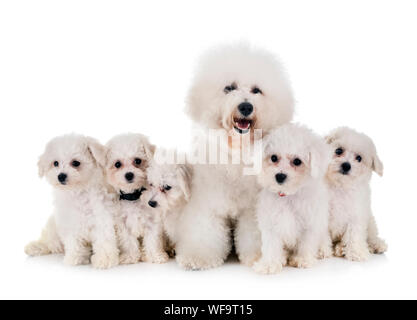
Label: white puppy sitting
xmin=326 ymin=127 xmax=387 ymax=261
xmin=25 ymin=134 xmax=119 ymax=269
xmin=253 ymin=124 xmax=332 ymax=274
xmin=104 ymin=134 xmax=168 ymax=264
xmin=146 ymin=156 xmax=193 ymax=253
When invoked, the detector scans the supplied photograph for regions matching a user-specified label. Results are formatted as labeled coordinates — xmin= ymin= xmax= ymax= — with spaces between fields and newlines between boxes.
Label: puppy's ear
xmin=37 ymin=150 xmax=49 ymax=178
xmin=176 ymin=164 xmax=192 ymax=201
xmin=86 ymin=138 xmax=107 ymax=167
xmin=372 ymin=152 xmax=384 ymax=177
xmin=143 ymin=143 xmax=156 ymax=161
xmin=310 ymin=142 xmax=330 ymax=179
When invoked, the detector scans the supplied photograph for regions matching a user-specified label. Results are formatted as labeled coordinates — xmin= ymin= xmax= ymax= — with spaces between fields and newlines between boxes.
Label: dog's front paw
xmin=145 ymin=252 xmax=169 ymax=264
xmin=253 ymin=259 xmax=283 ymax=275
xmin=119 ymin=252 xmax=141 ymax=265
xmin=239 ymin=252 xmax=261 ymax=268
xmin=25 ymin=241 xmax=50 ymax=256
xmin=91 ymin=251 xmax=119 ymax=269
xmin=64 ymin=253 xmax=90 ymax=266
xmin=317 ymin=245 xmax=333 ymax=259
xmin=344 ymin=245 xmax=370 ymax=262
xmin=176 ymin=254 xmax=224 ymax=271
xmin=369 ymin=239 xmax=388 ymax=254
xmin=288 ymin=255 xmax=315 ymax=268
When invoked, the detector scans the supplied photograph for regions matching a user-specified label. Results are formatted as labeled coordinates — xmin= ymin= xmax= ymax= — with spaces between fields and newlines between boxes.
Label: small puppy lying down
xmin=104 ymin=134 xmax=168 ymax=264
xmin=253 ymin=124 xmax=332 ymax=274
xmin=145 ymin=155 xmax=193 ymax=253
xmin=326 ymin=127 xmax=387 ymax=261
xmin=25 ymin=134 xmax=119 ymax=269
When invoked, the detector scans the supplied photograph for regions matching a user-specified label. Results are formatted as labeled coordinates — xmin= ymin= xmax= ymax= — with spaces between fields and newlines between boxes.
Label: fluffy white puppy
xmin=103 ymin=134 xmax=168 ymax=264
xmin=145 ymin=158 xmax=193 ymax=252
xmin=25 ymin=134 xmax=119 ymax=269
xmin=253 ymin=124 xmax=332 ymax=274
xmin=176 ymin=43 xmax=294 ymax=270
xmin=326 ymin=127 xmax=387 ymax=261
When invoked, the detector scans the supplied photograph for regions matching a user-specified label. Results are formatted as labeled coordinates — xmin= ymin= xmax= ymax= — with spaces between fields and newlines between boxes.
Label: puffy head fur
xmin=259 ymin=124 xmax=330 ymax=196
xmin=38 ymin=134 xmax=106 ymax=189
xmin=146 ymin=160 xmax=193 ymax=211
xmin=186 ymin=43 xmax=294 ymax=135
xmin=326 ymin=127 xmax=383 ymax=187
xmin=104 ymin=133 xmax=155 ymax=194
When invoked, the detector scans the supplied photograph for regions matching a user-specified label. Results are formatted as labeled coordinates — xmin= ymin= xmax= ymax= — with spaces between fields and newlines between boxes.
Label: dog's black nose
xmin=238 ymin=102 xmax=253 ymax=117
xmin=58 ymin=173 xmax=67 ymax=184
xmin=275 ymin=173 xmax=287 ymax=184
xmin=341 ymin=162 xmax=351 ymax=174
xmin=148 ymin=200 xmax=158 ymax=208
xmin=125 ymin=172 xmax=134 ymax=182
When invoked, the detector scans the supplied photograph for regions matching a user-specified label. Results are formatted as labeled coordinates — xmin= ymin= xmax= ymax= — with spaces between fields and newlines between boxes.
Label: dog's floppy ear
xmin=310 ymin=141 xmax=330 ymax=179
xmin=372 ymin=152 xmax=384 ymax=177
xmin=143 ymin=143 xmax=156 ymax=161
xmin=176 ymin=164 xmax=192 ymax=201
xmin=86 ymin=137 xmax=107 ymax=167
xmin=37 ymin=149 xmax=50 ymax=178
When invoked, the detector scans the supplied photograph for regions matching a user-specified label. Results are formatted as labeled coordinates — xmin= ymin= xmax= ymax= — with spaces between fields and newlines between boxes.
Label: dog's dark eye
xmin=293 ymin=158 xmax=302 ymax=166
xmin=335 ymin=148 xmax=344 ymax=156
xmin=251 ymin=87 xmax=262 ymax=94
xmin=133 ymin=158 xmax=142 ymax=166
xmin=72 ymin=160 xmax=81 ymax=168
xmin=224 ymin=83 xmax=237 ymax=94
xmin=356 ymin=155 xmax=362 ymax=162
xmin=164 ymin=185 xmax=172 ymax=191
xmin=114 ymin=161 xmax=122 ymax=169
xmin=53 ymin=161 xmax=59 ymax=167
xmin=271 ymin=155 xmax=278 ymax=163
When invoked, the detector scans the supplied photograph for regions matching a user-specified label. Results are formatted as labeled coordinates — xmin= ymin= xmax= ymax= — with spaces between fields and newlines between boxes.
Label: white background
xmin=0 ymin=0 xmax=416 ymax=300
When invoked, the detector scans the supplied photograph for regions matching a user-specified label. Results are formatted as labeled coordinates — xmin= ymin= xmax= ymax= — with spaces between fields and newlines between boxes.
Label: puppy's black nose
xmin=148 ymin=200 xmax=158 ymax=208
xmin=341 ymin=162 xmax=351 ymax=174
xmin=238 ymin=102 xmax=253 ymax=117
xmin=275 ymin=173 xmax=287 ymax=184
xmin=125 ymin=172 xmax=134 ymax=182
xmin=58 ymin=173 xmax=67 ymax=184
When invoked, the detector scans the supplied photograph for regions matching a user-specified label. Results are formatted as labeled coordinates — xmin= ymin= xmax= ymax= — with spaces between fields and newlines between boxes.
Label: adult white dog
xmin=175 ymin=44 xmax=294 ymax=270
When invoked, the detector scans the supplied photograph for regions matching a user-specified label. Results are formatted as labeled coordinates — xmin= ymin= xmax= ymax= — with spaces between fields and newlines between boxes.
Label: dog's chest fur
xmin=118 ymin=200 xmax=155 ymax=238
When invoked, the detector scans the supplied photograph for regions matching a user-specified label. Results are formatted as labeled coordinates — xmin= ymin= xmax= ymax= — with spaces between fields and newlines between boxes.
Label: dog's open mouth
xmin=233 ymin=118 xmax=253 ymax=134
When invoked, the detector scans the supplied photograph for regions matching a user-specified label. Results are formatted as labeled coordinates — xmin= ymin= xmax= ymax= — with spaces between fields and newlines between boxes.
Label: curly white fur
xmin=253 ymin=124 xmax=332 ymax=274
xmin=146 ymin=157 xmax=193 ymax=252
xmin=175 ymin=43 xmax=295 ymax=270
xmin=326 ymin=127 xmax=387 ymax=261
xmin=103 ymin=134 xmax=168 ymax=264
xmin=25 ymin=134 xmax=119 ymax=269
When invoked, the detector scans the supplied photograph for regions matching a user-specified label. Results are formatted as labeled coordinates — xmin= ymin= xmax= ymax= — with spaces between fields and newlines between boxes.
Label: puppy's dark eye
xmin=164 ymin=185 xmax=172 ymax=191
xmin=133 ymin=158 xmax=142 ymax=166
xmin=53 ymin=161 xmax=59 ymax=167
xmin=293 ymin=158 xmax=302 ymax=166
xmin=224 ymin=83 xmax=237 ymax=94
xmin=335 ymin=148 xmax=344 ymax=156
xmin=251 ymin=87 xmax=262 ymax=94
xmin=271 ymin=155 xmax=278 ymax=163
xmin=115 ymin=161 xmax=122 ymax=169
xmin=356 ymin=155 xmax=362 ymax=162
xmin=72 ymin=160 xmax=81 ymax=168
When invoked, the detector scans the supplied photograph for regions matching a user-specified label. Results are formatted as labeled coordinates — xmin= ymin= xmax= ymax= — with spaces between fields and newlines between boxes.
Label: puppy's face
xmin=146 ymin=163 xmax=192 ymax=211
xmin=326 ymin=127 xmax=383 ymax=187
xmin=38 ymin=135 xmax=105 ymax=189
xmin=104 ymin=134 xmax=155 ymax=194
xmin=186 ymin=44 xmax=294 ymax=137
xmin=258 ymin=125 xmax=329 ymax=196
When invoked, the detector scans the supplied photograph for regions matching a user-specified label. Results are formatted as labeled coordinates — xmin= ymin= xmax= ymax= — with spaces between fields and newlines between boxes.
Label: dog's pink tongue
xmin=237 ymin=119 xmax=250 ymax=129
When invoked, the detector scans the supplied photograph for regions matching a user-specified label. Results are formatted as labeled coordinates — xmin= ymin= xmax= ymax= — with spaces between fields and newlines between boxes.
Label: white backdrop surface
xmin=0 ymin=0 xmax=416 ymax=299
